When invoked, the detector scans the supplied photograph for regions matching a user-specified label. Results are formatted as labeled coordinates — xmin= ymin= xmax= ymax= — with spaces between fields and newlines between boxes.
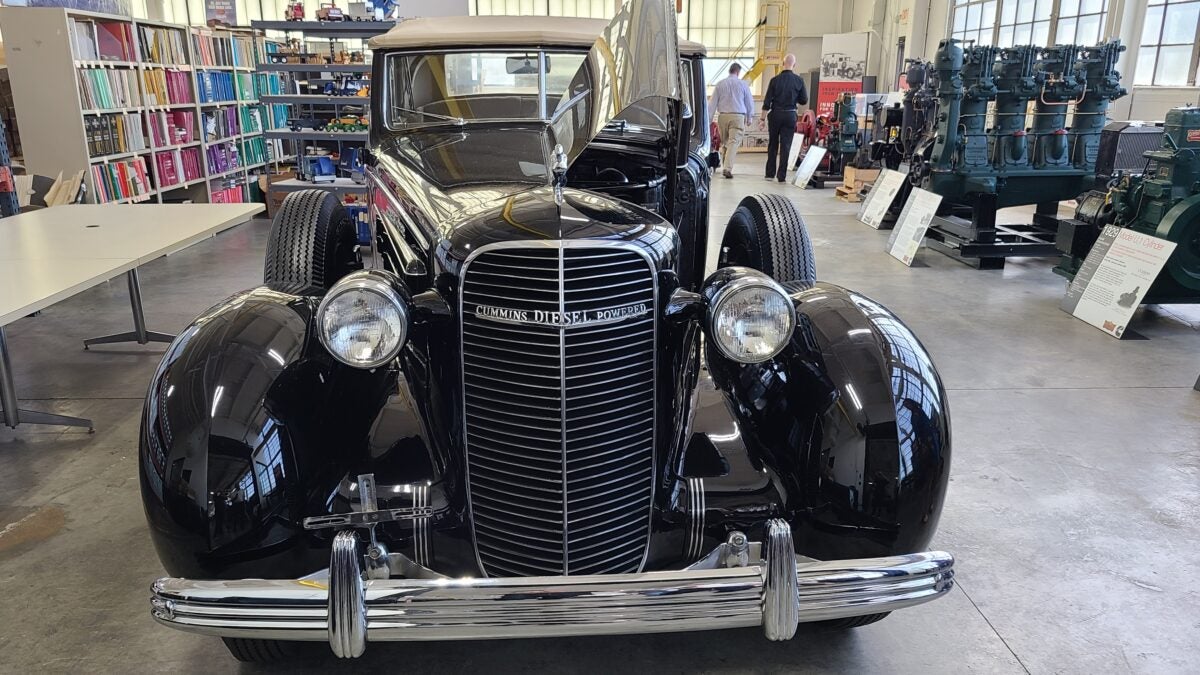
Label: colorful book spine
xmin=235 ymin=72 xmax=255 ymax=101
xmin=147 ymin=110 xmax=195 ymax=147
xmin=77 ymin=68 xmax=141 ymax=110
xmin=142 ymin=69 xmax=195 ymax=106
xmin=86 ymin=112 xmax=147 ymax=157
xmin=90 ymin=156 xmax=152 ymax=203
xmin=210 ymin=183 xmax=244 ymax=203
xmin=138 ymin=26 xmax=188 ymax=65
xmin=191 ymin=29 xmax=233 ymax=67
xmin=206 ymin=141 xmax=241 ymax=174
xmin=196 ymin=71 xmax=236 ymax=103
xmin=204 ymin=107 xmax=240 ymax=141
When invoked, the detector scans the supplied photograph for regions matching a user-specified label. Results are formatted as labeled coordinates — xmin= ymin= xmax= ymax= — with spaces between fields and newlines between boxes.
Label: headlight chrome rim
xmin=317 ymin=271 xmax=409 ymax=369
xmin=708 ymin=273 xmax=796 ymax=364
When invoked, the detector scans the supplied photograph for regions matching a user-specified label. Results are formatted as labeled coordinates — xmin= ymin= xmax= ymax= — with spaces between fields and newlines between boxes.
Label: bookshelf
xmin=250 ymin=18 xmax=391 ymax=192
xmin=0 ymin=7 xmax=287 ymax=205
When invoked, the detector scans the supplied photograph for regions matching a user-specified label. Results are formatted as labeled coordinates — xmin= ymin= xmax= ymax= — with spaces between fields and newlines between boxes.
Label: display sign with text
xmin=1060 ymin=225 xmax=1177 ymax=338
xmin=817 ymin=31 xmax=870 ymax=116
xmin=887 ymin=188 xmax=942 ymax=266
xmin=791 ymin=146 xmax=826 ymax=189
xmin=206 ymin=0 xmax=236 ymax=27
xmin=857 ymin=168 xmax=906 ymax=229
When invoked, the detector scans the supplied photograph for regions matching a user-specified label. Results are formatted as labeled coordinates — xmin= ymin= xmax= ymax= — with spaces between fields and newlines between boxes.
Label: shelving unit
xmin=0 ymin=7 xmax=289 ymax=205
xmin=250 ymin=18 xmax=392 ymax=194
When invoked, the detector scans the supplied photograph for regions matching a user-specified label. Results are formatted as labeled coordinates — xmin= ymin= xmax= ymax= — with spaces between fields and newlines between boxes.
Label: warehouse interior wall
xmin=839 ymin=0 xmax=1197 ymax=122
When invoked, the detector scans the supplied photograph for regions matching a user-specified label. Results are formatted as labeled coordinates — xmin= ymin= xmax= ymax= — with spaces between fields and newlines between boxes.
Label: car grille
xmin=460 ymin=244 xmax=657 ymax=577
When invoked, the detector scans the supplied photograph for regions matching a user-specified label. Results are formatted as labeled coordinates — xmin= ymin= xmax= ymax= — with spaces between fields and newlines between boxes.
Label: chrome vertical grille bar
xmin=460 ymin=241 xmax=657 ymax=577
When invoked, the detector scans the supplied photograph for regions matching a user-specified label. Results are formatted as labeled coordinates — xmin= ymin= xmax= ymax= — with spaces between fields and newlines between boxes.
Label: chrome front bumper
xmin=150 ymin=519 xmax=954 ymax=657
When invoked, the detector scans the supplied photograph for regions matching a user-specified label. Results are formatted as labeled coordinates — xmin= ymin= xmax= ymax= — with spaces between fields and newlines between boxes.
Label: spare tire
xmin=263 ymin=189 xmax=361 ymax=295
xmin=721 ymin=194 xmax=816 ymax=284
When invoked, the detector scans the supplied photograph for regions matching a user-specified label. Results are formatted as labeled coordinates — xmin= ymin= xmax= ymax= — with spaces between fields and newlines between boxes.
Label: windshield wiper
xmin=393 ymin=106 xmax=465 ymax=125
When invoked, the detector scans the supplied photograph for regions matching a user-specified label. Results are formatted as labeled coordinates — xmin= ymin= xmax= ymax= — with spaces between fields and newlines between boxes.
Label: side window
xmin=680 ymin=58 xmax=707 ymax=147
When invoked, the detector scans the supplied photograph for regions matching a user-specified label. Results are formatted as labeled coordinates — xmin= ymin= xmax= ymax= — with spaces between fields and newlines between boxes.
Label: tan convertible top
xmin=368 ymin=15 xmax=706 ymax=56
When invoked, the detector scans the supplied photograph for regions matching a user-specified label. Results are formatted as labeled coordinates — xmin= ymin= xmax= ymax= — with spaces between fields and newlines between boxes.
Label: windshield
xmin=382 ymin=126 xmax=551 ymax=187
xmin=386 ymin=51 xmax=587 ymax=128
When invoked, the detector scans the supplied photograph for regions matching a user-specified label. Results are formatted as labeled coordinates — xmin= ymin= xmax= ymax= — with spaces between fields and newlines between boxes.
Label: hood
xmin=444 ymin=186 xmax=677 ymax=265
xmin=548 ymin=0 xmax=681 ymax=166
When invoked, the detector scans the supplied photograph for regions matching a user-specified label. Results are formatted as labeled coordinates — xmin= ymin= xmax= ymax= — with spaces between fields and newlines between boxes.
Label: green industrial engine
xmin=828 ymin=91 xmax=860 ymax=170
xmin=915 ymin=38 xmax=1126 ymax=268
xmin=808 ymin=91 xmax=862 ymax=187
xmin=1056 ymin=106 xmax=1200 ymax=303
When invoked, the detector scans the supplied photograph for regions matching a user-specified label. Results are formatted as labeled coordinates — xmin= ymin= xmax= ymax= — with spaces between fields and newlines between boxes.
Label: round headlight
xmin=708 ymin=274 xmax=795 ymax=363
xmin=317 ymin=271 xmax=409 ymax=369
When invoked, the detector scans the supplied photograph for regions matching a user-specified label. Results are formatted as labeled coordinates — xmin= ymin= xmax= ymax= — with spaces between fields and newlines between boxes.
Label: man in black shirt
xmin=760 ymin=54 xmax=808 ymax=182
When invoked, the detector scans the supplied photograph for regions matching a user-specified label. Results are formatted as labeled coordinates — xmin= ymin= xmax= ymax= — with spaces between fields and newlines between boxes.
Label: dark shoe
xmin=723 ymin=171 xmax=732 ymax=179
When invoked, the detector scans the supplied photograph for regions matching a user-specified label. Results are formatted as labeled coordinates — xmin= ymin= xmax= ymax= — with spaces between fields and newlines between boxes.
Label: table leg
xmin=0 ymin=326 xmax=93 ymax=431
xmin=83 ymin=268 xmax=175 ymax=349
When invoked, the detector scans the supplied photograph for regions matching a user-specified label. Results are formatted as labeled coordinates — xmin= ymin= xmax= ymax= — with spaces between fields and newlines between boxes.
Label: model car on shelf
xmin=326 ymin=114 xmax=368 ymax=132
xmin=323 ymin=77 xmax=367 ymax=96
xmin=287 ymin=116 xmax=327 ymax=132
xmin=283 ymin=1 xmax=304 ymax=20
xmin=141 ymin=0 xmax=955 ymax=663
xmin=316 ymin=1 xmax=345 ymax=20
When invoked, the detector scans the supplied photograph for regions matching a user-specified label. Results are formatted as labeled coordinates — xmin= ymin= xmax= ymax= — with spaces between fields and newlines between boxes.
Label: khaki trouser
xmin=717 ymin=113 xmax=746 ymax=173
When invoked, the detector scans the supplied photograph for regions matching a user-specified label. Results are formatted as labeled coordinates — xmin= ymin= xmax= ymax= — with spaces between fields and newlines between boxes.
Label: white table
xmin=1 ymin=203 xmax=265 ymax=430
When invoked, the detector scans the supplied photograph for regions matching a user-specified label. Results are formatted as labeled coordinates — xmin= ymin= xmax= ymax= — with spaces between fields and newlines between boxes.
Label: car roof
xmin=368 ymin=15 xmax=706 ymax=56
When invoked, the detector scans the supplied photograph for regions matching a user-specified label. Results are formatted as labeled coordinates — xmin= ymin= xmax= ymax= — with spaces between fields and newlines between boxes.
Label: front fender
xmin=706 ymin=281 xmax=951 ymax=559
xmin=139 ymin=287 xmax=394 ymax=578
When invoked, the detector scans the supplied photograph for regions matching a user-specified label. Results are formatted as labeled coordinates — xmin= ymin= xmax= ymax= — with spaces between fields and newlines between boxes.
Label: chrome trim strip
xmin=458 ymin=239 xmax=659 ymax=577
xmin=685 ymin=477 xmax=705 ymax=560
xmin=413 ymin=484 xmax=430 ymax=567
xmin=150 ymin=544 xmax=956 ymax=649
xmin=558 ymin=239 xmax=569 ymax=576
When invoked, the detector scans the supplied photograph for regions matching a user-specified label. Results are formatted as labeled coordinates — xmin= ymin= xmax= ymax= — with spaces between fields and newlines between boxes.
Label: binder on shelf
xmin=90 ymin=156 xmax=152 ymax=203
xmin=197 ymin=70 xmax=236 ymax=103
xmin=204 ymin=106 xmax=241 ymax=141
xmin=70 ymin=18 xmax=98 ymax=61
xmin=94 ymin=21 xmax=135 ymax=62
xmin=77 ymin=68 xmax=141 ymax=110
xmin=87 ymin=112 xmax=147 ymax=157
xmin=138 ymin=25 xmax=188 ymax=65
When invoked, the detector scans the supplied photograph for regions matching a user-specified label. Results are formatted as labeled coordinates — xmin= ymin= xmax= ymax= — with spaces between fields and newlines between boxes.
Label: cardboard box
xmin=259 ymin=170 xmax=296 ymax=219
xmin=843 ymin=166 xmax=880 ymax=189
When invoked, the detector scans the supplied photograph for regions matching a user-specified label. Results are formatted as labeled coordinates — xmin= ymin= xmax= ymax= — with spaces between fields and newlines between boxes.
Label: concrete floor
xmin=2 ymin=155 xmax=1199 ymax=674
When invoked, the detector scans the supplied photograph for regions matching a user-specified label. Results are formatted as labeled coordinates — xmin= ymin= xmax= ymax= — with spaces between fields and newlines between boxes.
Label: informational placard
xmin=1060 ymin=225 xmax=1177 ymax=338
xmin=205 ymin=0 xmax=236 ymax=27
xmin=791 ymin=146 xmax=826 ymax=189
xmin=887 ymin=188 xmax=942 ymax=266
xmin=857 ymin=168 xmax=906 ymax=229
xmin=785 ymin=133 xmax=805 ymax=172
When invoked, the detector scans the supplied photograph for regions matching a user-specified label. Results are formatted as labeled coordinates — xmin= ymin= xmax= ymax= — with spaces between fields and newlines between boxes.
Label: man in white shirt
xmin=709 ymin=63 xmax=754 ymax=178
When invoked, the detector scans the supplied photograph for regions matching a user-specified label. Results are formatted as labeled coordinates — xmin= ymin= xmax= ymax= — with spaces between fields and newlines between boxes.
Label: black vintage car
xmin=142 ymin=0 xmax=954 ymax=662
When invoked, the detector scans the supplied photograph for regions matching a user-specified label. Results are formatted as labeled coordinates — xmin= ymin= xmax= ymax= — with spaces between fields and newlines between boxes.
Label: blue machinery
xmin=915 ymin=39 xmax=1126 ymax=268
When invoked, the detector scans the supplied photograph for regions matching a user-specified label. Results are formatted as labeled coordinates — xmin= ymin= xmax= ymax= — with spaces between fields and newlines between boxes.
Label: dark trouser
xmin=765 ymin=110 xmax=797 ymax=180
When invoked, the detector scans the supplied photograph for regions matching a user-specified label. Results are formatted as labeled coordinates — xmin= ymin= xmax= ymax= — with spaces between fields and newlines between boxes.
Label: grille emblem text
xmin=475 ymin=302 xmax=649 ymax=328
